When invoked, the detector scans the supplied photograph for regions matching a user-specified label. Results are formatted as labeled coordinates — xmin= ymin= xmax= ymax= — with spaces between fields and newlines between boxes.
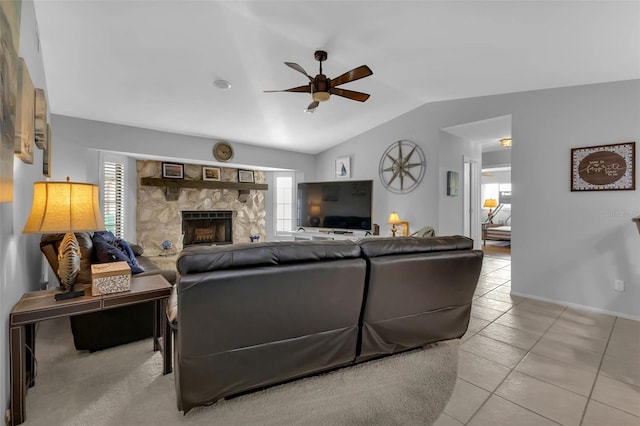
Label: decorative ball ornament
xmin=378 ymin=140 xmax=426 ymax=194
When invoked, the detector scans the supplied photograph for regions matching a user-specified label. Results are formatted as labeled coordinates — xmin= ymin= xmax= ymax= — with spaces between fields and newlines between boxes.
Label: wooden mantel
xmin=140 ymin=177 xmax=268 ymax=191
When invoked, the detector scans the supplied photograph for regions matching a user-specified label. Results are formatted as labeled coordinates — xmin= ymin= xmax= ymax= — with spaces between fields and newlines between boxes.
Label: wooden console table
xmin=9 ymin=274 xmax=172 ymax=425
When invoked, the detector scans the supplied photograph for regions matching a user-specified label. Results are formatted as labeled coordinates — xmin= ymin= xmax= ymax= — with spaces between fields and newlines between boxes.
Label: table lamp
xmin=633 ymin=216 xmax=640 ymax=235
xmin=23 ymin=178 xmax=105 ymax=300
xmin=309 ymin=204 xmax=322 ymax=226
xmin=483 ymin=199 xmax=498 ymax=219
xmin=388 ymin=211 xmax=402 ymax=237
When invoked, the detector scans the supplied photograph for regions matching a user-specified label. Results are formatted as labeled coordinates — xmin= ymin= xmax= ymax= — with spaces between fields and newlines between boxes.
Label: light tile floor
xmin=435 ymin=253 xmax=640 ymax=426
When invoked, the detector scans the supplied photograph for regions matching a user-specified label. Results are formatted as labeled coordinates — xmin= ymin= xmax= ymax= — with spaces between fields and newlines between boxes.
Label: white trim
xmin=510 ymin=291 xmax=640 ymax=321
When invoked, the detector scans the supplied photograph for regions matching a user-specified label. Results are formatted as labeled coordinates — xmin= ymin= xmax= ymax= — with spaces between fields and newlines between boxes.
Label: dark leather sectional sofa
xmin=172 ymin=235 xmax=483 ymax=413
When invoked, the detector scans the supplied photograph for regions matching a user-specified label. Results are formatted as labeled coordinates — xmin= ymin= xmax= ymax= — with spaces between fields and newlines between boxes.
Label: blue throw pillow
xmin=93 ymin=238 xmax=145 ymax=274
xmin=93 ymin=230 xmax=117 ymax=245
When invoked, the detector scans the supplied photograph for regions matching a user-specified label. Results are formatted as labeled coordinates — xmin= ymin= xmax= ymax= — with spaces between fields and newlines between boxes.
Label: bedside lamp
xmin=483 ymin=199 xmax=498 ymax=220
xmin=23 ymin=178 xmax=105 ymax=300
xmin=388 ymin=212 xmax=402 ymax=237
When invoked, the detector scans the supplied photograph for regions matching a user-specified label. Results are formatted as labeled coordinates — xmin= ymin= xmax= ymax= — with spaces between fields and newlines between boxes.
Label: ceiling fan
xmin=264 ymin=50 xmax=373 ymax=112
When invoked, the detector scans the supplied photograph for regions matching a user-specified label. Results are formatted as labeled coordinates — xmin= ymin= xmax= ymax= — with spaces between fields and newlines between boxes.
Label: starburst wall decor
xmin=378 ymin=140 xmax=426 ymax=194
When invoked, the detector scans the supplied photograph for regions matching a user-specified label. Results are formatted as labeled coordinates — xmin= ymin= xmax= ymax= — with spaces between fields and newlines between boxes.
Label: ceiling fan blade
xmin=331 ymin=65 xmax=373 ymax=87
xmin=263 ymin=84 xmax=311 ymax=94
xmin=330 ymin=87 xmax=370 ymax=102
xmin=285 ymin=62 xmax=314 ymax=81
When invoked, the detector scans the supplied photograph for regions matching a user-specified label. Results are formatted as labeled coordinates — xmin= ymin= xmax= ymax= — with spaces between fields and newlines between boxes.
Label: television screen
xmin=297 ymin=180 xmax=373 ymax=231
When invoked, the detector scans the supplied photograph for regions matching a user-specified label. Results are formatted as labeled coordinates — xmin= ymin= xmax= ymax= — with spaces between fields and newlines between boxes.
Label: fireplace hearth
xmin=182 ymin=211 xmax=233 ymax=246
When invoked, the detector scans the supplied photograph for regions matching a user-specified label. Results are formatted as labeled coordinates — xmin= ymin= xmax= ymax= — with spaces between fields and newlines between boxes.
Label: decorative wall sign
xmin=335 ymin=156 xmax=351 ymax=178
xmin=379 ymin=140 xmax=425 ymax=194
xmin=14 ymin=57 xmax=34 ymax=164
xmin=571 ymin=142 xmax=635 ymax=191
xmin=34 ymin=88 xmax=47 ymax=148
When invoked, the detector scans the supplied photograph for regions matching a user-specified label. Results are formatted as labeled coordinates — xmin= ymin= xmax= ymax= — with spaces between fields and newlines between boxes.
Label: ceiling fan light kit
xmin=500 ymin=137 xmax=512 ymax=148
xmin=265 ymin=50 xmax=373 ymax=112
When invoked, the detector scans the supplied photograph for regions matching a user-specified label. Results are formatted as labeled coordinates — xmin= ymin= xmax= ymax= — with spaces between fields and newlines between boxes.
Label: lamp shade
xmin=309 ymin=205 xmax=322 ymax=216
xmin=23 ymin=179 xmax=105 ymax=234
xmin=483 ymin=199 xmax=498 ymax=209
xmin=388 ymin=212 xmax=401 ymax=225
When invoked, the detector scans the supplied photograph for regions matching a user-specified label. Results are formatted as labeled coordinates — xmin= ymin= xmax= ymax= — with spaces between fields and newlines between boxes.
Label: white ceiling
xmin=33 ymin=1 xmax=640 ymax=155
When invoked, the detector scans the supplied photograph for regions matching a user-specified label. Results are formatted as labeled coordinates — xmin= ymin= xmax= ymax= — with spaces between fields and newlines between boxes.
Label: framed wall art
xmin=335 ymin=156 xmax=351 ymax=178
xmin=34 ymin=88 xmax=47 ymax=148
xmin=14 ymin=57 xmax=34 ymax=164
xmin=43 ymin=123 xmax=51 ymax=177
xmin=0 ymin=1 xmax=21 ymax=202
xmin=570 ymin=142 xmax=635 ymax=191
xmin=162 ymin=162 xmax=184 ymax=179
xmin=446 ymin=171 xmax=459 ymax=196
xmin=238 ymin=169 xmax=254 ymax=183
xmin=203 ymin=166 xmax=220 ymax=181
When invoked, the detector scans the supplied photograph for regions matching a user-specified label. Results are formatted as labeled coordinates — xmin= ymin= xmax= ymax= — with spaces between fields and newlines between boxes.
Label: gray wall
xmin=316 ymin=79 xmax=640 ymax=319
xmin=315 ymin=106 xmax=483 ymax=238
xmin=483 ymin=149 xmax=512 ymax=168
xmin=49 ymin=115 xmax=317 ymax=242
xmin=1 ymin=0 xmax=49 ymax=414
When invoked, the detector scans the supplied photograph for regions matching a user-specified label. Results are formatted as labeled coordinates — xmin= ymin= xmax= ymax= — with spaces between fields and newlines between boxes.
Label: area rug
xmin=23 ymin=318 xmax=458 ymax=426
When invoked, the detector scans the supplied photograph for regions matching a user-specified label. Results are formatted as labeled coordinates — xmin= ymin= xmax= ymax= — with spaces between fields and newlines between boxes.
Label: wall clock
xmin=378 ymin=140 xmax=426 ymax=194
xmin=213 ymin=142 xmax=234 ymax=162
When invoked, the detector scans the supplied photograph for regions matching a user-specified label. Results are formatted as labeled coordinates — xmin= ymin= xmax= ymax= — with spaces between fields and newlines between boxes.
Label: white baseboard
xmin=510 ymin=291 xmax=640 ymax=321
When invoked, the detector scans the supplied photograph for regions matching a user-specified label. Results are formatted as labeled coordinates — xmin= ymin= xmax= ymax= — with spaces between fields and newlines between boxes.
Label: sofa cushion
xmin=177 ymin=240 xmax=361 ymax=275
xmin=358 ymin=235 xmax=473 ymax=258
xmin=129 ymin=243 xmax=144 ymax=256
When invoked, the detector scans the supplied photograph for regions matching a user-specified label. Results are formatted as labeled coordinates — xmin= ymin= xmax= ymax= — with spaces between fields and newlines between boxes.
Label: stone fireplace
xmin=182 ymin=210 xmax=233 ymax=246
xmin=136 ymin=161 xmax=266 ymax=256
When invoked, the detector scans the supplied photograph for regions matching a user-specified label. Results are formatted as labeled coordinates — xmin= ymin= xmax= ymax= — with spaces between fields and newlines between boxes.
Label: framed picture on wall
xmin=203 ymin=166 xmax=221 ymax=181
xmin=238 ymin=169 xmax=254 ymax=183
xmin=43 ymin=124 xmax=51 ymax=177
xmin=162 ymin=162 xmax=184 ymax=179
xmin=570 ymin=142 xmax=635 ymax=191
xmin=14 ymin=58 xmax=35 ymax=164
xmin=335 ymin=156 xmax=351 ymax=178
xmin=447 ymin=171 xmax=459 ymax=196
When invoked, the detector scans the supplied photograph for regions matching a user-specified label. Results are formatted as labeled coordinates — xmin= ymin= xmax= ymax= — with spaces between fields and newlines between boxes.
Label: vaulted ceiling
xmin=34 ymin=1 xmax=640 ymax=154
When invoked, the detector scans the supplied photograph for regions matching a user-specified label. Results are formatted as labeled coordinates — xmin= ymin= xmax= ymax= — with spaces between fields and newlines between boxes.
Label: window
xmin=103 ymin=160 xmax=125 ymax=238
xmin=275 ymin=174 xmax=294 ymax=233
xmin=481 ymin=183 xmax=511 ymax=206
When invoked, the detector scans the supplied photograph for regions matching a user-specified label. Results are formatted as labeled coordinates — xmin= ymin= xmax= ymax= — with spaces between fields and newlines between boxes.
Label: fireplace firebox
xmin=182 ymin=211 xmax=233 ymax=246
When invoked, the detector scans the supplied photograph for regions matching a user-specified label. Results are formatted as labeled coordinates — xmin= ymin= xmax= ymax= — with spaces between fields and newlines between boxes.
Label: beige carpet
xmin=23 ymin=318 xmax=458 ymax=426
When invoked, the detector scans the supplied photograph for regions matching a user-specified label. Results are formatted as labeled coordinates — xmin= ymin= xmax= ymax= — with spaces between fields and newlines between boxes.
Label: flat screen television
xmin=297 ymin=180 xmax=373 ymax=231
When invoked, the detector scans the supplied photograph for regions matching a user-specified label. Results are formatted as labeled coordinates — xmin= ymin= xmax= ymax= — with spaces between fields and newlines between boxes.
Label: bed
xmin=483 ymin=225 xmax=511 ymax=245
